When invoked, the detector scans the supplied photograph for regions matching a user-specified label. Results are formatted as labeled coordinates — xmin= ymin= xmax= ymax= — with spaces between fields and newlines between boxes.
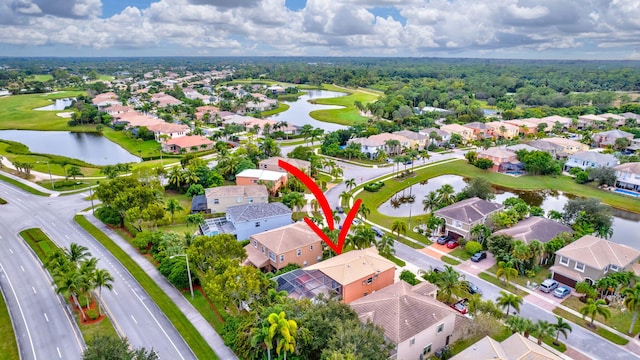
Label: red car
xmin=450 ymin=299 xmax=468 ymax=314
xmin=445 ymin=240 xmax=459 ymax=249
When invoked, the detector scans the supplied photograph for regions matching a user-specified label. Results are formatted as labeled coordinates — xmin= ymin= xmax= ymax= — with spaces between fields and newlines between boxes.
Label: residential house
xmin=433 ymin=197 xmax=504 ymax=239
xmin=550 ymin=235 xmax=640 ymax=287
xmin=305 ymin=247 xmax=396 ymax=303
xmin=577 ymin=114 xmax=606 ymax=129
xmin=592 ymin=129 xmax=634 ymax=148
xmin=349 ymin=133 xmax=411 ymax=158
xmin=524 ymin=117 xmax=554 ymax=132
xmin=476 ymin=147 xmax=521 ymax=172
xmin=258 ymin=157 xmax=310 ymax=174
xmin=540 ymin=115 xmax=573 ymax=130
xmin=614 ymin=162 xmax=640 ymax=192
xmin=235 ymin=169 xmax=287 ymax=193
xmin=163 ymin=135 xmax=213 ymax=153
xmin=485 ymin=121 xmax=519 ymax=139
xmin=528 ymin=139 xmax=565 ymax=158
xmin=504 ymin=119 xmax=539 ymax=136
xmin=225 ymin=203 xmax=292 ymax=240
xmin=419 ymin=128 xmax=450 ymax=145
xmin=351 ymin=281 xmax=468 ymax=360
xmin=542 ymin=137 xmax=589 ymax=155
xmin=244 ymin=222 xmax=323 ymax=272
xmin=195 ymin=185 xmax=268 ymax=213
xmin=463 ymin=122 xmax=494 ymax=140
xmin=440 ymin=124 xmax=474 ymax=142
xmin=194 ymin=105 xmax=220 ymax=121
xmin=416 ymin=106 xmax=451 ymax=115
xmin=146 ymin=122 xmax=190 ymax=141
xmin=492 ymin=217 xmax=573 ymax=244
xmin=506 ymin=143 xmax=537 ymax=153
xmin=622 ymin=112 xmax=640 ymax=125
xmin=599 ymin=113 xmax=627 ymax=127
xmin=393 ymin=130 xmax=429 ymax=149
xmin=451 ymin=333 xmax=564 ymax=360
xmin=103 ymin=104 xmax=134 ymax=116
xmin=150 ymin=92 xmax=182 ymax=107
xmin=563 ymin=151 xmax=619 ymax=172
xmin=92 ymin=92 xmax=121 ymax=108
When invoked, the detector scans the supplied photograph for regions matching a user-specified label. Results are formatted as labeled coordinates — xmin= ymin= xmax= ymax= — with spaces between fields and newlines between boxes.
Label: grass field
xmin=25 ymin=74 xmax=53 ymax=82
xmin=308 ymin=84 xmax=379 ymax=126
xmin=0 ymin=91 xmax=87 ymax=130
xmin=74 ymin=216 xmax=218 ymax=359
xmin=0 ymin=287 xmax=19 ymax=360
xmin=561 ymin=295 xmax=640 ymax=336
xmin=553 ymin=305 xmax=629 ymax=345
xmin=261 ymin=103 xmax=290 ymax=117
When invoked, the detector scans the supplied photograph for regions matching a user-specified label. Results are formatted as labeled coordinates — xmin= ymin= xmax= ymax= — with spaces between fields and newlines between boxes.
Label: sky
xmin=1 ymin=0 xmax=640 ymax=60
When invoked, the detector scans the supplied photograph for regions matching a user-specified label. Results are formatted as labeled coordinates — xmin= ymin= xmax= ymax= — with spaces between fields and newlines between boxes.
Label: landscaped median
xmin=74 ymin=215 xmax=219 ymax=360
xmin=0 ymin=287 xmax=19 ymax=360
xmin=0 ymin=172 xmax=48 ymax=196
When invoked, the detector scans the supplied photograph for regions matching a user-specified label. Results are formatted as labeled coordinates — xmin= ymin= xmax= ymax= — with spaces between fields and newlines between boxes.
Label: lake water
xmin=268 ymin=90 xmax=348 ymax=132
xmin=0 ymin=130 xmax=140 ymax=165
xmin=377 ymin=175 xmax=640 ymax=249
xmin=34 ymin=98 xmax=74 ymax=111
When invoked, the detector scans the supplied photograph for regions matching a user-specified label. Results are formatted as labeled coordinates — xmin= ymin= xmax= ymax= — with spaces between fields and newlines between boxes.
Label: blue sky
xmin=1 ymin=0 xmax=640 ymax=60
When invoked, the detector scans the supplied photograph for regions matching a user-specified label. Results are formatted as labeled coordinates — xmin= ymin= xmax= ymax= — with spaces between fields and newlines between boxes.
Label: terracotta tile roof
xmin=556 ymin=235 xmax=640 ymax=270
xmin=452 ymin=333 xmax=563 ymax=360
xmin=541 ymin=115 xmax=572 ymax=125
xmin=204 ymin=185 xmax=268 ymax=198
xmin=250 ymin=222 xmax=320 ymax=254
xmin=493 ymin=217 xmax=573 ymax=244
xmin=306 ymin=248 xmax=396 ymax=285
xmin=478 ymin=147 xmax=516 ymax=159
xmin=165 ymin=135 xmax=212 ymax=148
xmin=146 ymin=122 xmax=190 ymax=134
xmin=350 ymin=281 xmax=463 ymax=344
xmin=259 ymin=157 xmax=310 ymax=171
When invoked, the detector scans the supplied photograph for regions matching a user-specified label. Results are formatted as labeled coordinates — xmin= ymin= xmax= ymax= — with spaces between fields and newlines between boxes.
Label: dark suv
xmin=470 ymin=252 xmax=487 ymax=262
xmin=436 ymin=235 xmax=453 ymax=245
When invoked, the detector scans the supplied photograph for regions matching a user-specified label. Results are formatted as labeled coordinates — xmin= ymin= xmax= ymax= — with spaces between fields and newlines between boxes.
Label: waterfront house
xmin=592 ymin=129 xmax=634 ymax=148
xmin=163 ymin=135 xmax=213 ymax=153
xmin=433 ymin=197 xmax=504 ymax=239
xmin=614 ymin=162 xmax=640 ymax=192
xmin=492 ymin=217 xmax=573 ymax=244
xmin=477 ymin=147 xmax=521 ymax=172
xmin=226 ymin=202 xmax=292 ymax=240
xmin=563 ymin=151 xmax=618 ymax=172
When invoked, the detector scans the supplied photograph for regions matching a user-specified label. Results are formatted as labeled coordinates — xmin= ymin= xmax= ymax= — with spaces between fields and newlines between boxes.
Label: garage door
xmin=553 ymin=272 xmax=577 ymax=288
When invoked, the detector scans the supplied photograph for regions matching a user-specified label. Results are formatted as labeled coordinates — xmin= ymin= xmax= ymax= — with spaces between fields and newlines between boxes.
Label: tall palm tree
xmin=552 ymin=316 xmax=572 ymax=345
xmin=496 ymin=261 xmax=518 ymax=286
xmin=422 ymin=191 xmax=440 ymax=212
xmin=432 ymin=266 xmax=469 ymax=304
xmin=350 ymin=226 xmax=376 ymax=250
xmin=511 ymin=240 xmax=532 ymax=274
xmin=54 ymin=269 xmax=87 ymax=321
xmin=437 ymin=184 xmax=456 ymax=207
xmin=267 ymin=311 xmax=297 ymax=360
xmin=66 ymin=243 xmax=91 ymax=263
xmin=391 ymin=220 xmax=408 ymax=241
xmin=532 ymin=320 xmax=554 ymax=345
xmin=623 ymin=283 xmax=640 ymax=334
xmin=345 ymin=178 xmax=356 ymax=190
xmin=165 ymin=198 xmax=184 ymax=224
xmin=528 ymin=240 xmax=545 ymax=266
xmin=168 ymin=167 xmax=185 ymax=189
xmin=470 ymin=224 xmax=491 ymax=244
xmin=300 ymin=124 xmax=313 ymax=145
xmin=288 ymin=192 xmax=306 ymax=213
xmin=310 ymin=128 xmax=324 ymax=146
xmin=426 ymin=215 xmax=444 ymax=237
xmin=496 ymin=291 xmax=523 ymax=318
xmin=94 ymin=269 xmax=114 ymax=316
xmin=376 ymin=235 xmax=395 ymax=257
xmin=579 ymin=298 xmax=611 ymax=328
xmin=358 ymin=203 xmax=370 ymax=220
xmin=339 ymin=191 xmax=351 ymax=207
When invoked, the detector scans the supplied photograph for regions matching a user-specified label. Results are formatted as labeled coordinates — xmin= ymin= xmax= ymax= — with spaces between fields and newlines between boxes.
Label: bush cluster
xmin=364 ymin=181 xmax=385 ymax=192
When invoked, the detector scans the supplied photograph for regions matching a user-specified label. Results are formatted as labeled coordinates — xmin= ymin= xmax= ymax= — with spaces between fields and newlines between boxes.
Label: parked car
xmin=336 ymin=206 xmax=344 ymax=214
xmin=450 ymin=299 xmax=468 ymax=314
xmin=539 ymin=279 xmax=559 ymax=293
xmin=432 ymin=266 xmax=446 ymax=273
xmin=436 ymin=235 xmax=453 ymax=245
xmin=371 ymin=227 xmax=385 ymax=237
xmin=445 ymin=240 xmax=459 ymax=249
xmin=553 ymin=286 xmax=571 ymax=299
xmin=352 ymin=218 xmax=361 ymax=226
xmin=467 ymin=282 xmax=482 ymax=296
xmin=470 ymin=251 xmax=487 ymax=262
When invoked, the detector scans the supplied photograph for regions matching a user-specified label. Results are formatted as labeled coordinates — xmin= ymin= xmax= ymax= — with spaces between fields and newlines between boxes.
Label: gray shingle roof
xmin=493 ymin=217 xmax=573 ymax=244
xmin=226 ymin=202 xmax=291 ymax=223
xmin=569 ymin=151 xmax=617 ymax=165
xmin=434 ymin=197 xmax=503 ymax=224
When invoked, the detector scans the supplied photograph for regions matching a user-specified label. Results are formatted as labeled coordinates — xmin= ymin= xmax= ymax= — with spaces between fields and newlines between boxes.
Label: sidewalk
xmin=83 ymin=215 xmax=238 ymax=360
xmin=0 ymin=167 xmax=59 ymax=196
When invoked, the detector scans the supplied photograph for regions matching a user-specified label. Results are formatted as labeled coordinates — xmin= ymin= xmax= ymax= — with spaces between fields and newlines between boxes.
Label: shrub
xmin=0 ymin=197 xmax=6 ymax=204
xmin=364 ymin=181 xmax=385 ymax=192
xmin=575 ymin=171 xmax=590 ymax=184
xmin=568 ymin=167 xmax=583 ymax=176
xmin=474 ymin=158 xmax=494 ymax=170
xmin=95 ymin=207 xmax=121 ymax=226
xmin=465 ymin=240 xmax=482 ymax=255
xmin=132 ymin=237 xmax=150 ymax=253
xmin=186 ymin=184 xmax=205 ymax=198
xmin=86 ymin=309 xmax=99 ymax=320
xmin=400 ymin=270 xmax=421 ymax=285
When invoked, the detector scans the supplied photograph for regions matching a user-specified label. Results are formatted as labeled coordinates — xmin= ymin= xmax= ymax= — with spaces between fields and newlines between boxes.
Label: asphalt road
xmin=0 ymin=181 xmax=196 ymax=359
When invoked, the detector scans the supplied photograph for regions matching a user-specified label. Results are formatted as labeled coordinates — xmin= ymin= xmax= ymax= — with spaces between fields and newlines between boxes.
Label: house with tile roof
xmin=235 ymin=169 xmax=287 ymax=193
xmin=614 ymin=162 xmax=640 ymax=192
xmin=393 ymin=130 xmax=429 ymax=149
xmin=527 ymin=139 xmax=566 ymax=158
xmin=433 ymin=198 xmax=504 ymax=239
xmin=592 ymin=129 xmax=634 ymax=148
xmin=451 ymin=333 xmax=565 ymax=360
xmin=577 ymin=114 xmax=607 ymax=129
xmin=485 ymin=121 xmax=519 ymax=139
xmin=476 ymin=147 xmax=522 ymax=172
xmin=599 ymin=113 xmax=627 ymax=127
xmin=225 ymin=202 xmax=292 ymax=240
xmin=540 ymin=115 xmax=573 ymax=130
xmin=419 ymin=128 xmax=450 ymax=145
xmin=550 ymin=235 xmax=640 ymax=287
xmin=349 ymin=133 xmax=412 ymax=158
xmin=258 ymin=157 xmax=310 ymax=174
xmin=563 ymin=151 xmax=618 ymax=172
xmin=163 ymin=135 xmax=213 ymax=153
xmin=196 ymin=185 xmax=268 ymax=213
xmin=244 ymin=222 xmax=323 ymax=272
xmin=146 ymin=122 xmax=190 ymax=141
xmin=306 ymin=247 xmax=396 ymax=303
xmin=492 ymin=217 xmax=573 ymax=244
xmin=504 ymin=119 xmax=539 ymax=136
xmin=542 ymin=137 xmax=589 ymax=155
xmin=440 ymin=124 xmax=474 ymax=142
xmin=150 ymin=92 xmax=182 ymax=107
xmin=463 ymin=122 xmax=494 ymax=140
xmin=351 ymin=281 xmax=468 ymax=360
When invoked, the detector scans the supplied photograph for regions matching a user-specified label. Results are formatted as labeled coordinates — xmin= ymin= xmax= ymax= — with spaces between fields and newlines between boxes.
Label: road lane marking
xmin=113 ymin=289 xmax=118 ymax=296
xmin=20 ymin=266 xmax=25 ymax=272
xmin=65 ymin=235 xmax=70 ymax=240
xmin=0 ymin=261 xmax=37 ymax=360
xmin=51 ymin=222 xmax=56 ymax=227
xmin=44 ymin=313 xmax=49 ymax=322
xmin=130 ymin=315 xmax=137 ymax=324
xmin=8 ymin=248 xmax=13 ymax=254
xmin=32 ymin=287 xmax=37 ymax=294
xmin=57 ymin=347 xmax=61 ymax=358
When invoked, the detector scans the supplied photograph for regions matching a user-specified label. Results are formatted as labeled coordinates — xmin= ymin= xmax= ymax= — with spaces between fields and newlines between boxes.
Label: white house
xmin=563 ymin=151 xmax=619 ymax=172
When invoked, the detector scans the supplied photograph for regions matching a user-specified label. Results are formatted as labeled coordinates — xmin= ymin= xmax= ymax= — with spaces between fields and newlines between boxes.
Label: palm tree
xmin=532 ymin=320 xmax=554 ymax=345
xmin=375 ymin=148 xmax=387 ymax=163
xmin=496 ymin=291 xmax=523 ymax=318
xmin=547 ymin=210 xmax=563 ymax=221
xmin=168 ymin=167 xmax=185 ymax=189
xmin=623 ymin=283 xmax=640 ymax=334
xmin=358 ymin=203 xmax=370 ymax=220
xmin=437 ymin=184 xmax=456 ymax=207
xmin=552 ymin=316 xmax=572 ymax=345
xmin=310 ymin=199 xmax=319 ymax=213
xmin=350 ymin=226 xmax=376 ymax=250
xmin=496 ymin=261 xmax=518 ymax=286
xmin=391 ymin=220 xmax=408 ymax=241
xmin=376 ymin=235 xmax=395 ymax=257
xmin=288 ymin=192 xmax=306 ymax=213
xmin=66 ymin=243 xmax=91 ymax=263
xmin=528 ymin=240 xmax=545 ymax=266
xmin=339 ymin=191 xmax=351 ymax=207
xmin=426 ymin=215 xmax=444 ymax=237
xmin=432 ymin=265 xmax=469 ymax=304
xmin=422 ymin=191 xmax=440 ymax=212
xmin=579 ymin=298 xmax=611 ymax=328
xmin=165 ymin=198 xmax=184 ymax=224
xmin=511 ymin=240 xmax=532 ymax=274
xmin=470 ymin=224 xmax=491 ymax=244
xmin=310 ymin=128 xmax=324 ymax=145
xmin=345 ymin=178 xmax=356 ymax=190
xmin=267 ymin=311 xmax=297 ymax=360
xmin=300 ymin=124 xmax=313 ymax=145
xmin=385 ymin=139 xmax=401 ymax=156
xmin=94 ymin=269 xmax=114 ymax=316
xmin=54 ymin=269 xmax=87 ymax=321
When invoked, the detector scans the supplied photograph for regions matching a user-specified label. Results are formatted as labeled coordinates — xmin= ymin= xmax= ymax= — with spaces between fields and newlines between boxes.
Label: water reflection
xmin=268 ymin=90 xmax=348 ymax=132
xmin=34 ymin=98 xmax=74 ymax=111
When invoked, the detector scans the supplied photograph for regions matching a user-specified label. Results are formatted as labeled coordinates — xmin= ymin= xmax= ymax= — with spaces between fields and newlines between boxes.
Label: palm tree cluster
xmin=48 ymin=243 xmax=114 ymax=321
xmin=421 ymin=184 xmax=457 ymax=213
xmin=506 ymin=315 xmax=571 ymax=346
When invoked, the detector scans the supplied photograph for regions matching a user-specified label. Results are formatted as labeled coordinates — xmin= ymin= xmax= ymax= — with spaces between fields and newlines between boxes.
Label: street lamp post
xmin=37 ymin=161 xmax=54 ymax=189
xmin=169 ymin=253 xmax=194 ymax=299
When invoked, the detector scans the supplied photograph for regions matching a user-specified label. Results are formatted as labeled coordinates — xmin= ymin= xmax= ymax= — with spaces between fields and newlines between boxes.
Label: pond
xmin=0 ymin=130 xmax=140 ymax=165
xmin=34 ymin=98 xmax=74 ymax=111
xmin=268 ymin=90 xmax=348 ymax=132
xmin=377 ymin=174 xmax=640 ymax=249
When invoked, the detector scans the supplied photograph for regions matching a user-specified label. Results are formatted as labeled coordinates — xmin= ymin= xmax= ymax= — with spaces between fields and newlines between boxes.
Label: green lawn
xmin=553 ymin=305 xmax=629 ymax=345
xmin=485 ymin=264 xmax=551 ymax=289
xmin=0 ymin=287 xmax=19 ymax=360
xmin=25 ymin=74 xmax=53 ymax=82
xmin=261 ymin=103 xmax=290 ymax=117
xmin=449 ymin=248 xmax=472 ymax=261
xmin=308 ymin=84 xmax=379 ymax=126
xmin=441 ymin=255 xmax=461 ymax=265
xmin=0 ymin=91 xmax=87 ymax=130
xmin=478 ymin=272 xmax=519 ymax=294
xmin=101 ymin=128 xmax=163 ymax=159
xmin=186 ymin=288 xmax=227 ymax=333
xmin=74 ymin=216 xmax=218 ymax=359
xmin=0 ymin=172 xmax=48 ymax=196
xmin=561 ymin=295 xmax=640 ymax=336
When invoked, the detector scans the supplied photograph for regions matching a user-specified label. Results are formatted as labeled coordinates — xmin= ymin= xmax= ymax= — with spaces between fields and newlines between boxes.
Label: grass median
xmin=0 ymin=172 xmax=48 ymax=196
xmin=0 ymin=287 xmax=19 ymax=360
xmin=74 ymin=215 xmax=218 ymax=359
xmin=552 ymin=307 xmax=629 ymax=345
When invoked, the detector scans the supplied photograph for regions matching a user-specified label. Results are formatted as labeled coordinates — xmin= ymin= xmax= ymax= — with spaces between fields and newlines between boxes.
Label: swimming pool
xmin=614 ymin=189 xmax=640 ymax=197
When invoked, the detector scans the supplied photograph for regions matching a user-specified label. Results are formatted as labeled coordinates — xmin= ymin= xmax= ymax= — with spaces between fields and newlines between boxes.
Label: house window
xmin=268 ymin=251 xmax=276 ymax=261
xmin=213 ymin=199 xmax=219 ymax=204
xmin=310 ymin=245 xmax=314 ymax=251
xmin=367 ymin=277 xmax=373 ymax=284
xmin=610 ymin=264 xmax=619 ymax=272
xmin=252 ymin=179 xmax=258 ymax=183
xmin=237 ymin=197 xmax=243 ymax=203
xmin=559 ymin=256 xmax=569 ymax=266
xmin=437 ymin=324 xmax=444 ymax=333
xmin=280 ymin=254 xmax=285 ymax=263
xmin=575 ymin=262 xmax=585 ymax=272
xmin=255 ymin=222 xmax=260 ymax=227
xmin=296 ymin=249 xmax=301 ymax=257
xmin=263 ymin=164 xmax=267 ymax=169
xmin=423 ymin=344 xmax=432 ymax=355
xmin=248 ymin=198 xmax=253 ymax=203
xmin=409 ymin=338 xmax=415 ymax=346
xmin=253 ymin=240 xmax=257 ymax=248
xmin=261 ymin=246 xmax=265 ymax=254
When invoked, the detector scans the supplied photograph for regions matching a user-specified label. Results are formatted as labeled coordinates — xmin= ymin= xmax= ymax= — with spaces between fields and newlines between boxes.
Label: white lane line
xmin=32 ymin=286 xmax=37 ymax=294
xmin=44 ymin=313 xmax=49 ymax=322
xmin=57 ymin=347 xmax=61 ymax=358
xmin=65 ymin=235 xmax=70 ymax=240
xmin=113 ymin=289 xmax=118 ymax=296
xmin=20 ymin=266 xmax=25 ymax=272
xmin=51 ymin=222 xmax=56 ymax=227
xmin=130 ymin=315 xmax=137 ymax=324
xmin=8 ymin=248 xmax=13 ymax=254
xmin=0 ymin=261 xmax=37 ymax=360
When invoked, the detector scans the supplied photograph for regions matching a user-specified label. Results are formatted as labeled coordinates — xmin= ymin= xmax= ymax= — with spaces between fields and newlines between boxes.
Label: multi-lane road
xmin=0 ymin=181 xmax=196 ymax=359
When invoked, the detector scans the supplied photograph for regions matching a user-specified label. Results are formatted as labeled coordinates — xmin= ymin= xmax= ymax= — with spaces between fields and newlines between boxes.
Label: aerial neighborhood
xmin=2 ymin=57 xmax=640 ymax=360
